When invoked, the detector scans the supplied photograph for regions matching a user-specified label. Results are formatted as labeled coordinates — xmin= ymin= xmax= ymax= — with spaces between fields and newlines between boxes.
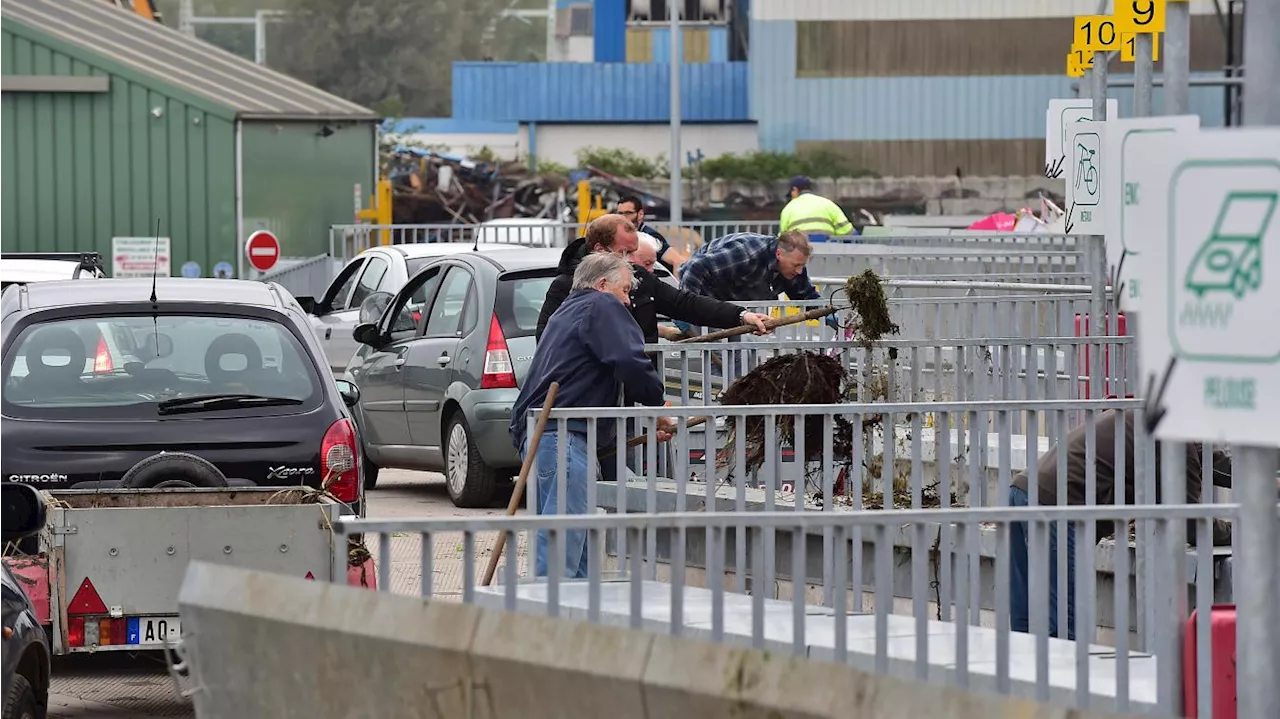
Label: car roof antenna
xmin=149 ymin=217 xmax=161 ymax=307
xmin=472 ymin=231 xmax=479 ymax=253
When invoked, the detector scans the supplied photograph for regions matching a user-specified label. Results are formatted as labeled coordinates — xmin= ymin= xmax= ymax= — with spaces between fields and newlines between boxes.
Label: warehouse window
xmin=796 ymin=17 xmax=1226 ymax=78
xmin=570 ymin=5 xmax=594 ymax=36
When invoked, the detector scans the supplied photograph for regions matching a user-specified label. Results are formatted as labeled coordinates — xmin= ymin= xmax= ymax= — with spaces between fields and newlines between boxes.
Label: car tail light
xmin=322 ymin=418 xmax=359 ymax=504
xmin=95 ymin=618 xmax=127 ymax=646
xmin=68 ymin=617 xmax=85 ymax=648
xmin=93 ymin=335 xmax=113 ymax=373
xmin=480 ymin=313 xmax=517 ymax=389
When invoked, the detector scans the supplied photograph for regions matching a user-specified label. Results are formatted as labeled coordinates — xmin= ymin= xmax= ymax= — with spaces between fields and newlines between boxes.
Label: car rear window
xmin=496 ymin=272 xmax=555 ymax=338
xmin=2 ymin=314 xmax=322 ymax=419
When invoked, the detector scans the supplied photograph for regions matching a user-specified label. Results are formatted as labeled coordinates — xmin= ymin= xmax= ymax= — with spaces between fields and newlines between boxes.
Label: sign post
xmin=244 ymin=230 xmax=281 ymax=274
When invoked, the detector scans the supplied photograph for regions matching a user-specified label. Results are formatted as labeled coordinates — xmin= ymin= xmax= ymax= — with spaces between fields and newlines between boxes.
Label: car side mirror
xmin=359 ymin=291 xmax=394 ymax=325
xmin=296 ymin=295 xmax=317 ymax=315
xmin=2 ymin=482 xmax=47 ymax=542
xmin=334 ymin=379 xmax=361 ymax=408
xmin=353 ymin=323 xmax=385 ymax=348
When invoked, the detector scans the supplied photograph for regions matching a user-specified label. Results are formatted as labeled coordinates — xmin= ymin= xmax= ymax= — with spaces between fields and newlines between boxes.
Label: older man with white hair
xmin=511 ymin=253 xmax=669 ymax=579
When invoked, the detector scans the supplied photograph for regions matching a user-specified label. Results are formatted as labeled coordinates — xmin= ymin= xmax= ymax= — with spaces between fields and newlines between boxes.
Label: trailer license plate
xmin=126 ymin=616 xmax=181 ymax=646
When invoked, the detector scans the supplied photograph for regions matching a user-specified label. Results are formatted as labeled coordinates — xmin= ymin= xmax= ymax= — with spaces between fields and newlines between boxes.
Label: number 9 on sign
xmin=1117 ymin=0 xmax=1167 ymax=35
xmin=1075 ymin=15 xmax=1121 ymax=51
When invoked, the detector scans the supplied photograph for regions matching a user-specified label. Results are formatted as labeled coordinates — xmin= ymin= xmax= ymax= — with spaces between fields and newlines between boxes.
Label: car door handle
xmin=324 ymin=328 xmax=332 ymax=340
xmin=393 ymin=358 xmax=406 ymax=370
xmin=437 ymin=354 xmax=451 ymax=365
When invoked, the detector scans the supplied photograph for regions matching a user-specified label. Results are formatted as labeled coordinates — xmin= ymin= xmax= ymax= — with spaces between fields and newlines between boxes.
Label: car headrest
xmin=25 ymin=326 xmax=88 ymax=379
xmin=204 ymin=333 xmax=264 ymax=380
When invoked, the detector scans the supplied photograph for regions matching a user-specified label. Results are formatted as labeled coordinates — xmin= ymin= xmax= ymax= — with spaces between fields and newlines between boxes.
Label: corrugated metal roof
xmin=452 ymin=62 xmax=749 ymax=123
xmin=3 ymin=0 xmax=379 ymax=121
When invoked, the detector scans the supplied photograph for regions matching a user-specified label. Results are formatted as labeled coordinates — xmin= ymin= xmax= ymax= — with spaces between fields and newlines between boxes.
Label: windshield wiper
xmin=157 ymin=393 xmax=304 ymax=415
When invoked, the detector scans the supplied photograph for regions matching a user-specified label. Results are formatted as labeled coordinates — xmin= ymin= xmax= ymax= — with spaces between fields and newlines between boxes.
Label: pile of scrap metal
xmin=384 ymin=146 xmax=567 ymax=224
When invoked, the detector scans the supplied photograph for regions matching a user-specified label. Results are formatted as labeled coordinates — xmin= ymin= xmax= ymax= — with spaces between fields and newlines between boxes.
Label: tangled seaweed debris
xmin=718 ymin=353 xmax=856 ymax=473
xmin=715 ymin=269 xmax=901 ymax=475
xmin=843 ymin=269 xmax=900 ymax=347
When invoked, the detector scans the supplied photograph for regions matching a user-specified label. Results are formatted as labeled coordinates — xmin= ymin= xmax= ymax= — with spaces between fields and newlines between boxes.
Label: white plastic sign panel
xmin=1065 ymin=121 xmax=1106 ymax=236
xmin=1044 ymin=98 xmax=1118 ymax=176
xmin=1133 ymin=128 xmax=1280 ymax=447
xmin=112 ymin=237 xmax=171 ymax=279
xmin=1103 ymin=115 xmax=1201 ymax=279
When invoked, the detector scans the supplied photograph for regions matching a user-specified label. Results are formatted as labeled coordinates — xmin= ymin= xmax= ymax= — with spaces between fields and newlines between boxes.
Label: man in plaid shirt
xmin=679 ymin=230 xmax=821 ymax=304
xmin=677 ymin=231 xmax=827 ymax=374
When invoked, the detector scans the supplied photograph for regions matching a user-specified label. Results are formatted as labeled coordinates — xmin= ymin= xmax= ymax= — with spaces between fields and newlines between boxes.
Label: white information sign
xmin=1044 ymin=98 xmax=1119 ymax=175
xmin=1065 ymin=121 xmax=1106 ymax=236
xmin=1132 ymin=128 xmax=1280 ymax=446
xmin=1103 ymin=115 xmax=1201 ymax=281
xmin=111 ymin=237 xmax=171 ymax=279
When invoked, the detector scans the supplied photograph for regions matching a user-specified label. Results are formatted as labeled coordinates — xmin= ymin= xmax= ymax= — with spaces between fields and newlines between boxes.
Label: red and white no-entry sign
xmin=244 ymin=230 xmax=281 ymax=272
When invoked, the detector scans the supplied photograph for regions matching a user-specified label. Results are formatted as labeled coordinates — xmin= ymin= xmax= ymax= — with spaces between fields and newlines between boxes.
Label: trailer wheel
xmin=3 ymin=673 xmax=38 ymax=719
xmin=120 ymin=452 xmax=229 ymax=489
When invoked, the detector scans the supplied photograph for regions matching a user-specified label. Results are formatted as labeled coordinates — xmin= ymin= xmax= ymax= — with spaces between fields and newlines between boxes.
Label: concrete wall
xmin=520 ymin=122 xmax=759 ymax=168
xmin=177 ymin=561 xmax=1141 ymax=719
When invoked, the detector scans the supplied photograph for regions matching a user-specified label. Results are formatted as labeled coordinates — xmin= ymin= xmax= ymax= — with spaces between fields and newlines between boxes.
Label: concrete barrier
xmin=177 ymin=562 xmax=1141 ymax=719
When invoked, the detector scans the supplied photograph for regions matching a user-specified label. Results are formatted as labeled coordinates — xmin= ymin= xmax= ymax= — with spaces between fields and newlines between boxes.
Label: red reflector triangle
xmin=304 ymin=571 xmax=315 ymax=581
xmin=67 ymin=577 xmax=108 ymax=616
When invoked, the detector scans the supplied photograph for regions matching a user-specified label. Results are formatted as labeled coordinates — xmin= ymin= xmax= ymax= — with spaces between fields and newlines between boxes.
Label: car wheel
xmin=362 ymin=448 xmax=380 ymax=490
xmin=3 ymin=673 xmax=39 ymax=719
xmin=444 ymin=414 xmax=499 ymax=508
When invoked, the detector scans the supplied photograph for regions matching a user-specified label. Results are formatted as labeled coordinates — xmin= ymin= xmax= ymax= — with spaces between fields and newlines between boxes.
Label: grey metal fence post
xmin=1235 ymin=1 xmax=1280 ymax=715
xmin=1089 ymin=43 xmax=1110 ymax=401
xmin=1133 ymin=33 xmax=1154 ymax=117
xmin=1163 ymin=1 xmax=1191 ymax=115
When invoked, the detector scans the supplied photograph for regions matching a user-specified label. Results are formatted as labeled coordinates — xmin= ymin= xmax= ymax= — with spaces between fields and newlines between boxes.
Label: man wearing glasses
xmin=615 ymin=194 xmax=689 ymax=273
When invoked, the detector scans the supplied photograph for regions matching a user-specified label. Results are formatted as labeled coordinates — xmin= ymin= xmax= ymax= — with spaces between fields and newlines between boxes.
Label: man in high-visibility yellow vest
xmin=779 ymin=176 xmax=855 ymax=238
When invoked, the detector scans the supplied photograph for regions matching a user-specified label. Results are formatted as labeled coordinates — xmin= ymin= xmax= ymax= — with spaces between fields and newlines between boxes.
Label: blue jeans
xmin=524 ymin=431 xmax=590 ymax=579
xmin=1009 ymin=485 xmax=1077 ymax=640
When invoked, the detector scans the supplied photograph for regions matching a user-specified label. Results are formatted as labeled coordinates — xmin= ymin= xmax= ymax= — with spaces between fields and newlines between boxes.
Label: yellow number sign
xmin=1067 ymin=47 xmax=1096 ymax=78
xmin=1116 ymin=0 xmax=1166 ymax=34
xmin=1121 ymin=32 xmax=1162 ymax=62
xmin=1074 ymin=15 xmax=1122 ymax=51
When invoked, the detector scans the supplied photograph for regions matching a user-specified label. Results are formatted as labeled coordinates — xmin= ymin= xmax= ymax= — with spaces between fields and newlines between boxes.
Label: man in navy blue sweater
xmin=511 ymin=253 xmax=669 ymax=578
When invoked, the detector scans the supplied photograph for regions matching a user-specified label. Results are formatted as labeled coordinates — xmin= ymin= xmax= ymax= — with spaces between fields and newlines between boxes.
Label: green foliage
xmin=695 ymin=149 xmax=876 ymax=182
xmin=531 ymin=158 xmax=571 ymax=176
xmin=575 ymin=147 xmax=667 ymax=180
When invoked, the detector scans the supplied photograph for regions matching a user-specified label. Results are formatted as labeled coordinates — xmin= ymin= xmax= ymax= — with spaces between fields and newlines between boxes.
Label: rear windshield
xmin=2 ymin=315 xmax=322 ymax=419
xmin=496 ymin=272 xmax=555 ymax=338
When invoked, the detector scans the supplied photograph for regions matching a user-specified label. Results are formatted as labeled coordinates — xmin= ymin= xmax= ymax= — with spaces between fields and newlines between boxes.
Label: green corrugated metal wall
xmin=240 ymin=122 xmax=376 ymax=259
xmin=0 ymin=22 xmax=239 ymax=276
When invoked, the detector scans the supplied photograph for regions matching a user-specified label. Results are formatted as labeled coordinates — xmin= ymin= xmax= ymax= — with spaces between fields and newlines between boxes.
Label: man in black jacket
xmin=536 ymin=214 xmax=770 ymax=373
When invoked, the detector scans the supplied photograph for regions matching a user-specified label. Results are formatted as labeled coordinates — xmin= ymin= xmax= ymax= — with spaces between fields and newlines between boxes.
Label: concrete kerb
xmin=177 ymin=562 xmax=1140 ymax=719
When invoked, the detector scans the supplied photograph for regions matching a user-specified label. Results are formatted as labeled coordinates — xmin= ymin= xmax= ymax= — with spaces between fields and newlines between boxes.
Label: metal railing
xmin=337 ymin=499 xmax=1253 ymax=716
xmin=256 ymin=254 xmax=341 ymax=300
xmin=807 ymin=244 xmax=1088 ymax=285
xmin=328 ymin=220 xmax=785 ymax=265
xmin=654 ymin=336 xmax=1135 ymax=412
xmin=518 ymin=400 xmax=1238 ymax=657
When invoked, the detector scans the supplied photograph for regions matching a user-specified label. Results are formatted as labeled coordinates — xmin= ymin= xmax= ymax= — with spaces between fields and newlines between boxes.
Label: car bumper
xmin=466 ymin=396 xmax=521 ymax=469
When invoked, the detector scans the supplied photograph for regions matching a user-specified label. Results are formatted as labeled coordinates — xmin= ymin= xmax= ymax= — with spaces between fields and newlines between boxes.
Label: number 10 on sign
xmin=1075 ymin=15 xmax=1121 ymax=51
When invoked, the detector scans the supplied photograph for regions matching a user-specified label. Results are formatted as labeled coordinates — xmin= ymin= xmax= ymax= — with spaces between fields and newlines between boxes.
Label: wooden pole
xmin=675 ymin=306 xmax=840 ymax=344
xmin=480 ymin=382 xmax=559 ymax=587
